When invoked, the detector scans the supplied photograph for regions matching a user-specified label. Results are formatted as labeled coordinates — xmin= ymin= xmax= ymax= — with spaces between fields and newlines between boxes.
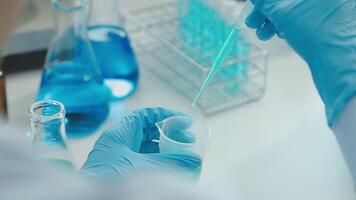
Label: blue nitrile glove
xmin=245 ymin=0 xmax=356 ymax=126
xmin=81 ymin=108 xmax=201 ymax=178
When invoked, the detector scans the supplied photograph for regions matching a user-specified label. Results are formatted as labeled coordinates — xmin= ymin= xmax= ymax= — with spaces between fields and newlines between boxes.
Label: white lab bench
xmin=4 ymin=0 xmax=355 ymax=199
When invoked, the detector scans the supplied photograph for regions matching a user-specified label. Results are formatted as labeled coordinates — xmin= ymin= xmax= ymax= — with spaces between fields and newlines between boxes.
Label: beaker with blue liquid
xmin=87 ymin=0 xmax=139 ymax=99
xmin=37 ymin=0 xmax=111 ymax=137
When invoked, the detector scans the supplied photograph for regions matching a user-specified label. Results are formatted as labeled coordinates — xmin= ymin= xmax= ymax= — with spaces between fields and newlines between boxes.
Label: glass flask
xmin=87 ymin=0 xmax=139 ymax=99
xmin=38 ymin=0 xmax=111 ymax=137
xmin=29 ymin=100 xmax=75 ymax=170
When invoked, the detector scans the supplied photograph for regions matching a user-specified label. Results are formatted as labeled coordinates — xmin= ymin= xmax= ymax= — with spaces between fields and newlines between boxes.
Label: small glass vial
xmin=29 ymin=100 xmax=75 ymax=170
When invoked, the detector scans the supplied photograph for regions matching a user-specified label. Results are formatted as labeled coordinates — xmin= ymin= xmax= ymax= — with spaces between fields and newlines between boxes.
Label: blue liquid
xmin=88 ymin=25 xmax=139 ymax=100
xmin=38 ymin=61 xmax=111 ymax=137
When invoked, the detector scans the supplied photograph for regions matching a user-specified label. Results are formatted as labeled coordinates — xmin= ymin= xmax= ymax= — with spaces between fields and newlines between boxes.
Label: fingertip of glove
xmin=256 ymin=22 xmax=277 ymax=41
xmin=245 ymin=15 xmax=256 ymax=29
xmin=257 ymin=34 xmax=273 ymax=41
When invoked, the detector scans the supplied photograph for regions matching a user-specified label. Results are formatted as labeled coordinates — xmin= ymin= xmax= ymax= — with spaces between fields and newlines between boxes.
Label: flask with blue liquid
xmin=37 ymin=0 xmax=111 ymax=137
xmin=87 ymin=0 xmax=139 ymax=99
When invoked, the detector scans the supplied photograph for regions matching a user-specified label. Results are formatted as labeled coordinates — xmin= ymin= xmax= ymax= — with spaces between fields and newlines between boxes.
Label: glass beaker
xmin=87 ymin=0 xmax=139 ymax=99
xmin=29 ymin=100 xmax=75 ymax=170
xmin=38 ymin=0 xmax=111 ymax=137
xmin=156 ymin=116 xmax=211 ymax=177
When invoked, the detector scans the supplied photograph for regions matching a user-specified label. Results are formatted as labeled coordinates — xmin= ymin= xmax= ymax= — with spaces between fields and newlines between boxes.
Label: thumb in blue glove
xmin=81 ymin=108 xmax=201 ymax=178
xmin=245 ymin=0 xmax=356 ymax=126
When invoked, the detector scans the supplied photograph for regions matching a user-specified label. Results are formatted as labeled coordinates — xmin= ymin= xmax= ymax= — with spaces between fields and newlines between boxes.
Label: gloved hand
xmin=81 ymin=108 xmax=201 ymax=178
xmin=245 ymin=0 xmax=356 ymax=126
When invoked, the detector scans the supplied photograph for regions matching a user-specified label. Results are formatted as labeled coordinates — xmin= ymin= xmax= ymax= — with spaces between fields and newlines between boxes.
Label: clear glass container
xmin=29 ymin=100 xmax=75 ymax=170
xmin=156 ymin=116 xmax=211 ymax=177
xmin=37 ymin=0 xmax=111 ymax=137
xmin=87 ymin=0 xmax=139 ymax=99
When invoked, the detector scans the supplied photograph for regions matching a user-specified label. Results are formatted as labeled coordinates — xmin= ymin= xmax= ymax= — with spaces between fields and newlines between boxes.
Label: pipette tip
xmin=192 ymin=97 xmax=199 ymax=107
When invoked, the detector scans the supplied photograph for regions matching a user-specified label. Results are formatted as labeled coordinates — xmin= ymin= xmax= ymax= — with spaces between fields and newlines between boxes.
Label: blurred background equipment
xmin=0 ymin=55 xmax=7 ymax=124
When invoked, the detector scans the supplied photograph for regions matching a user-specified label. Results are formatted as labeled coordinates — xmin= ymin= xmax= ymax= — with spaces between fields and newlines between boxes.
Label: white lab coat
xmin=333 ymin=97 xmax=356 ymax=183
xmin=0 ymin=126 xmax=242 ymax=200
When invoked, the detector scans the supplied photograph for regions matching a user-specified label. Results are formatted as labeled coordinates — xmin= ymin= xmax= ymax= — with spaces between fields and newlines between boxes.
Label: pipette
xmin=192 ymin=26 xmax=241 ymax=107
xmin=192 ymin=0 xmax=255 ymax=107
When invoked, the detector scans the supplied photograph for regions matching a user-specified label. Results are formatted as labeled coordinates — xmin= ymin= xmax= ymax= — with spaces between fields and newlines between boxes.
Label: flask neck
xmin=29 ymin=100 xmax=74 ymax=169
xmin=29 ymin=100 xmax=68 ymax=149
xmin=52 ymin=0 xmax=87 ymax=36
xmin=88 ymin=0 xmax=124 ymax=27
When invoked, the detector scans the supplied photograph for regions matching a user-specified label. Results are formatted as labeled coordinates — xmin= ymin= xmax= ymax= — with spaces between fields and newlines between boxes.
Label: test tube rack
xmin=126 ymin=0 xmax=268 ymax=115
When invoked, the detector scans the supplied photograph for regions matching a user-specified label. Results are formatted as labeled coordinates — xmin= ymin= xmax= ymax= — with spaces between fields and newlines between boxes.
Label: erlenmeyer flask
xmin=38 ymin=0 xmax=111 ymax=137
xmin=29 ymin=100 xmax=75 ymax=170
xmin=87 ymin=0 xmax=139 ymax=99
